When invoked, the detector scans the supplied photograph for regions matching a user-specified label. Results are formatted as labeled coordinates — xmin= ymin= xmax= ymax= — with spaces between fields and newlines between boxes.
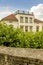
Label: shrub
xmin=0 ymin=22 xmax=43 ymax=48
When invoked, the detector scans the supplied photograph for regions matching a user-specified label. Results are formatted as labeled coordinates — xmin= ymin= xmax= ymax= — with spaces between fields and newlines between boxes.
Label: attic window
xmin=9 ymin=21 xmax=12 ymax=23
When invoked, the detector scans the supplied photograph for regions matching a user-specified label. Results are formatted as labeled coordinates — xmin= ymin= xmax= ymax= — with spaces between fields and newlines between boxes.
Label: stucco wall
xmin=4 ymin=21 xmax=19 ymax=28
xmin=1 ymin=14 xmax=43 ymax=32
xmin=15 ymin=14 xmax=42 ymax=32
xmin=0 ymin=47 xmax=43 ymax=65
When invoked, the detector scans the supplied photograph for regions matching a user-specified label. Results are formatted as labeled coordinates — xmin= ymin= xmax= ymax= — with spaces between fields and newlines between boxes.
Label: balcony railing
xmin=15 ymin=10 xmax=34 ymax=15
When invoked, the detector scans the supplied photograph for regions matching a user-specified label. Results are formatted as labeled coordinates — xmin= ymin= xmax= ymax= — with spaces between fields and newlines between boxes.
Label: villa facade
xmin=1 ymin=10 xmax=43 ymax=32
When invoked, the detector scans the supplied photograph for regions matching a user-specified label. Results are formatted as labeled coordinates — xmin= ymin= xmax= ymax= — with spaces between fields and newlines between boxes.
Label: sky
xmin=0 ymin=0 xmax=43 ymax=20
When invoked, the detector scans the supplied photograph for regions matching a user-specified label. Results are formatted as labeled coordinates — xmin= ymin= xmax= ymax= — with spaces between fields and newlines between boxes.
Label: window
xmin=42 ymin=26 xmax=43 ymax=31
xmin=20 ymin=26 xmax=24 ymax=30
xmin=20 ymin=16 xmax=23 ymax=23
xmin=9 ymin=21 xmax=12 ymax=23
xmin=30 ymin=26 xmax=33 ymax=32
xmin=29 ymin=17 xmax=32 ymax=23
xmin=19 ymin=64 xmax=22 ymax=65
xmin=25 ymin=26 xmax=28 ymax=32
xmin=25 ymin=17 xmax=28 ymax=23
xmin=36 ymin=26 xmax=39 ymax=32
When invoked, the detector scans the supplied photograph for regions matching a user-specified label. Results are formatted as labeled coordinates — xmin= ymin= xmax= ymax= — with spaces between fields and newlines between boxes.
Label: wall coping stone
xmin=0 ymin=46 xmax=43 ymax=61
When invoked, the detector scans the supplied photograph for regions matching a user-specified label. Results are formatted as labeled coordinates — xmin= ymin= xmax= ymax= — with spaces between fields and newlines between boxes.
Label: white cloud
xmin=0 ymin=6 xmax=14 ymax=20
xmin=0 ymin=4 xmax=43 ymax=21
xmin=30 ymin=4 xmax=43 ymax=21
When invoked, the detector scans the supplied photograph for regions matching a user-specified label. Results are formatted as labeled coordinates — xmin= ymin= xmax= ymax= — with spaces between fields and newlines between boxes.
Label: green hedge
xmin=0 ymin=22 xmax=43 ymax=48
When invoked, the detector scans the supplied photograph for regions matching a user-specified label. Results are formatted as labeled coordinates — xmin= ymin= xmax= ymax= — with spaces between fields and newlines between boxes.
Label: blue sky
xmin=0 ymin=0 xmax=43 ymax=10
xmin=0 ymin=0 xmax=43 ymax=20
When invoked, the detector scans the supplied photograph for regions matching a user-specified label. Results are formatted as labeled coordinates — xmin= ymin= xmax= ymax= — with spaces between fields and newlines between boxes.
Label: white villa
xmin=1 ymin=10 xmax=43 ymax=32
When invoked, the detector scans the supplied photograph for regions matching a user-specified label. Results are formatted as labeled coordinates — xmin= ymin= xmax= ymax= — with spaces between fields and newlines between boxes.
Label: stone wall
xmin=0 ymin=46 xmax=43 ymax=65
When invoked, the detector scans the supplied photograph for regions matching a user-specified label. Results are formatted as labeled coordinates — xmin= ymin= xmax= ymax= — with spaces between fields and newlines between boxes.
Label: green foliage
xmin=0 ymin=22 xmax=43 ymax=48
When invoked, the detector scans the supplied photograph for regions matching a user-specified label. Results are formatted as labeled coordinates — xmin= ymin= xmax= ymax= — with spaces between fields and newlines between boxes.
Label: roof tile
xmin=1 ymin=14 xmax=18 ymax=21
xmin=34 ymin=19 xmax=43 ymax=23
